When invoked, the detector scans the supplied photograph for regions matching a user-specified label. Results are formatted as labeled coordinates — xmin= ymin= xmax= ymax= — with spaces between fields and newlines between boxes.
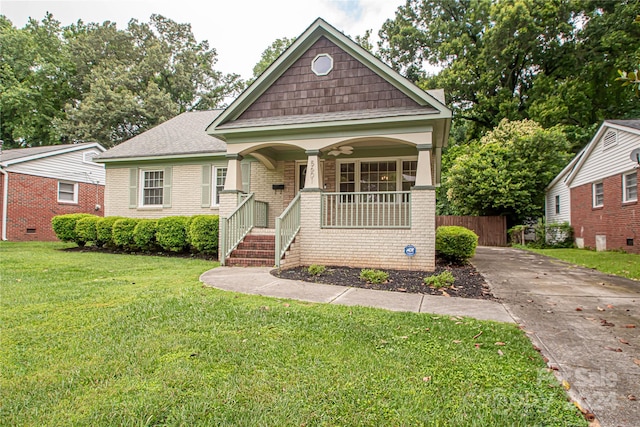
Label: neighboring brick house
xmin=545 ymin=120 xmax=639 ymax=253
xmin=96 ymin=18 xmax=452 ymax=270
xmin=0 ymin=143 xmax=106 ymax=241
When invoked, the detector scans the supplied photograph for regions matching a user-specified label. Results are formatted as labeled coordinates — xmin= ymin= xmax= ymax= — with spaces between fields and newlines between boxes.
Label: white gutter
xmin=0 ymin=166 xmax=8 ymax=240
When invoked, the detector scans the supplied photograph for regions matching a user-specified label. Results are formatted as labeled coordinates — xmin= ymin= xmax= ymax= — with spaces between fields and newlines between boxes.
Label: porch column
xmin=223 ymin=153 xmax=244 ymax=192
xmin=303 ymin=150 xmax=322 ymax=191
xmin=415 ymin=143 xmax=433 ymax=187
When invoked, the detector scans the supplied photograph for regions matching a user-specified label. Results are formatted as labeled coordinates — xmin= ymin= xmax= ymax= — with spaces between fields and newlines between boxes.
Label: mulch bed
xmin=272 ymin=261 xmax=496 ymax=300
xmin=62 ymin=245 xmax=217 ymax=261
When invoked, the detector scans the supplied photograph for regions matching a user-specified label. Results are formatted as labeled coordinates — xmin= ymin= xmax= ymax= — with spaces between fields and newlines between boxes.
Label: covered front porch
xmin=218 ymin=134 xmax=438 ymax=271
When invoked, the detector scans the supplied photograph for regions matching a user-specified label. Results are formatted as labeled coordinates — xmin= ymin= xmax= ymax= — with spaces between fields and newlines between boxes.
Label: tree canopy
xmin=0 ymin=13 xmax=243 ymax=148
xmin=251 ymin=37 xmax=295 ymax=79
xmin=378 ymin=0 xmax=640 ymax=149
xmin=445 ymin=119 xmax=571 ymax=224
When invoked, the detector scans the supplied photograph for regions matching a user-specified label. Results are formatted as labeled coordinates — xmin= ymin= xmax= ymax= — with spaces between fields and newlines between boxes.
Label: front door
xmin=296 ymin=162 xmax=307 ymax=194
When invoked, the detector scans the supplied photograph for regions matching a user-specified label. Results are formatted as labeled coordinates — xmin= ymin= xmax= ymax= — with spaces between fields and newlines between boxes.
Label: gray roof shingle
xmin=97 ymin=110 xmax=226 ymax=160
xmin=607 ymin=119 xmax=640 ymax=131
xmin=0 ymin=143 xmax=100 ymax=164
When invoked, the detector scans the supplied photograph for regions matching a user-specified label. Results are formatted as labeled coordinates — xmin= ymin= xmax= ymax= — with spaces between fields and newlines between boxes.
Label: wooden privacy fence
xmin=436 ymin=216 xmax=507 ymax=246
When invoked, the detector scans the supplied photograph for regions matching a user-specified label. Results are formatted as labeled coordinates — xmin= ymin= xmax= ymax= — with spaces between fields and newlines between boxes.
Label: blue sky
xmin=1 ymin=0 xmax=401 ymax=79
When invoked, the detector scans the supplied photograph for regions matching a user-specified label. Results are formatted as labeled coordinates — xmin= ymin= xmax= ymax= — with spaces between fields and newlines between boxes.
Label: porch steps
xmin=226 ymin=230 xmax=277 ymax=267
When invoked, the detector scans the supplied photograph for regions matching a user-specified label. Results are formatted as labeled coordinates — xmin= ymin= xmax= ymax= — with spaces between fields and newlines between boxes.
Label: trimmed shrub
xmin=189 ymin=215 xmax=219 ymax=254
xmin=133 ymin=219 xmax=158 ymax=251
xmin=359 ymin=269 xmax=389 ymax=284
xmin=156 ymin=216 xmax=190 ymax=252
xmin=308 ymin=264 xmax=326 ymax=276
xmin=96 ymin=216 xmax=123 ymax=247
xmin=424 ymin=271 xmax=455 ymax=289
xmin=51 ymin=213 xmax=95 ymax=246
xmin=75 ymin=216 xmax=100 ymax=245
xmin=436 ymin=226 xmax=478 ymax=264
xmin=112 ymin=218 xmax=140 ymax=251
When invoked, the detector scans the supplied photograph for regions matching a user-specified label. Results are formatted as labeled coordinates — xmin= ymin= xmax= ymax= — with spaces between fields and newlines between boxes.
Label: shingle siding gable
xmin=237 ymin=37 xmax=420 ymax=121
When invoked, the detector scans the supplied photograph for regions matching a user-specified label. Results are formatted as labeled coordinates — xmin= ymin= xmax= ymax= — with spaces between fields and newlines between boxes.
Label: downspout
xmin=0 ymin=166 xmax=8 ymax=240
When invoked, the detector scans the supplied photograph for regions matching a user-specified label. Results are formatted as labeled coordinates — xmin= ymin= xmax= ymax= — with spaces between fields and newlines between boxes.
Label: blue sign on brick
xmin=404 ymin=244 xmax=416 ymax=257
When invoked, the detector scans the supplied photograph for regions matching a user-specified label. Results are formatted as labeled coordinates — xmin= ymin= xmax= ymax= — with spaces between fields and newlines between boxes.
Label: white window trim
xmin=139 ymin=169 xmax=164 ymax=207
xmin=623 ymin=171 xmax=638 ymax=203
xmin=57 ymin=181 xmax=78 ymax=204
xmin=592 ymin=182 xmax=604 ymax=208
xmin=212 ymin=166 xmax=227 ymax=207
xmin=311 ymin=53 xmax=333 ymax=76
xmin=336 ymin=156 xmax=419 ymax=193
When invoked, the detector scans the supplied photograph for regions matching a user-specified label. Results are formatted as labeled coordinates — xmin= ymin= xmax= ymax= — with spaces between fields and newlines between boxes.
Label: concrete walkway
xmin=472 ymin=246 xmax=640 ymax=427
xmin=199 ymin=267 xmax=514 ymax=323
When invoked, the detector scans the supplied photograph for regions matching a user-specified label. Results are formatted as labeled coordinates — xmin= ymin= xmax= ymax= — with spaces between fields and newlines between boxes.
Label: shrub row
xmin=51 ymin=214 xmax=220 ymax=255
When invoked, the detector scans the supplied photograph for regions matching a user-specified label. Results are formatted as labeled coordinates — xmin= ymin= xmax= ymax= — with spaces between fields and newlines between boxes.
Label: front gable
xmin=238 ymin=36 xmax=422 ymax=121
xmin=208 ymin=18 xmax=450 ymax=144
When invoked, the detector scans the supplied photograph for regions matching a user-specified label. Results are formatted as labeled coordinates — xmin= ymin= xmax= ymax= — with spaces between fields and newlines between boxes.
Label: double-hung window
xmin=58 ymin=181 xmax=78 ymax=203
xmin=593 ymin=182 xmax=604 ymax=207
xmin=213 ymin=167 xmax=227 ymax=206
xmin=623 ymin=172 xmax=637 ymax=203
xmin=142 ymin=170 xmax=164 ymax=206
xmin=338 ymin=159 xmax=418 ymax=193
xmin=555 ymin=195 xmax=560 ymax=214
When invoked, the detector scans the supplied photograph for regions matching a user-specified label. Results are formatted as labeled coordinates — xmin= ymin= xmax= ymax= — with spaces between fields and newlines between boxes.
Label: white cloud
xmin=1 ymin=0 xmax=402 ymax=79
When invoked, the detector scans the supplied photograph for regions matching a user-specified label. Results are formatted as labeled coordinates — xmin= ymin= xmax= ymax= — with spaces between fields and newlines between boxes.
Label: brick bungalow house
xmin=0 ymin=143 xmax=106 ymax=241
xmin=96 ymin=18 xmax=452 ymax=270
xmin=545 ymin=120 xmax=639 ymax=253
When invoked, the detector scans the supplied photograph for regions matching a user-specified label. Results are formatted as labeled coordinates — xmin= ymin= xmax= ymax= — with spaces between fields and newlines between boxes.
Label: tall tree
xmin=0 ymin=14 xmax=75 ymax=147
xmin=1 ymin=13 xmax=244 ymax=148
xmin=251 ymin=37 xmax=295 ymax=79
xmin=378 ymin=0 xmax=640 ymax=149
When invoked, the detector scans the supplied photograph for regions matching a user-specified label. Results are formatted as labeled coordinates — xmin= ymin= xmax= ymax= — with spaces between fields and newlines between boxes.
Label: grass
xmin=1 ymin=242 xmax=586 ymax=426
xmin=522 ymin=246 xmax=640 ymax=280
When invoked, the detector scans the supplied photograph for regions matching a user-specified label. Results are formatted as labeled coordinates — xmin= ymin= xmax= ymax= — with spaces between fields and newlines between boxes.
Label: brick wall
xmin=296 ymin=188 xmax=436 ymax=271
xmin=571 ymin=170 xmax=639 ymax=253
xmin=0 ymin=172 xmax=104 ymax=241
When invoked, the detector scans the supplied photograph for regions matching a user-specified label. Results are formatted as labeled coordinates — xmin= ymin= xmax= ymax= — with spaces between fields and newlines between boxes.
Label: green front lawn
xmin=1 ymin=242 xmax=585 ymax=426
xmin=523 ymin=247 xmax=640 ymax=280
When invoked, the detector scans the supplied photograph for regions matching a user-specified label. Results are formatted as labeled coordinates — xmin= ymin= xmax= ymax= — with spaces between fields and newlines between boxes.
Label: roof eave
xmin=94 ymin=151 xmax=227 ymax=164
xmin=1 ymin=142 xmax=106 ymax=166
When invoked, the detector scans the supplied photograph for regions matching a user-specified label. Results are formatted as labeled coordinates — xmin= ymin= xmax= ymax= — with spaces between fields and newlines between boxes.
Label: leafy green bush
xmin=359 ymin=269 xmax=389 ymax=284
xmin=51 ymin=213 xmax=95 ymax=246
xmin=156 ymin=216 xmax=190 ymax=252
xmin=533 ymin=220 xmax=574 ymax=249
xmin=189 ymin=215 xmax=219 ymax=254
xmin=75 ymin=216 xmax=100 ymax=245
xmin=424 ymin=271 xmax=455 ymax=289
xmin=308 ymin=264 xmax=326 ymax=276
xmin=112 ymin=218 xmax=140 ymax=251
xmin=133 ymin=219 xmax=158 ymax=251
xmin=96 ymin=216 xmax=123 ymax=247
xmin=436 ymin=226 xmax=479 ymax=264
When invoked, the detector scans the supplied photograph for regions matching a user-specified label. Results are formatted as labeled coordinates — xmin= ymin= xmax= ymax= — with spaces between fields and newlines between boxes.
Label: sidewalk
xmin=199 ymin=266 xmax=515 ymax=323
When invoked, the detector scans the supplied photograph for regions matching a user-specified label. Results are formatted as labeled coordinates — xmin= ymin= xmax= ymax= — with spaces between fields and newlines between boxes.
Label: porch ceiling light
xmin=328 ymin=146 xmax=354 ymax=156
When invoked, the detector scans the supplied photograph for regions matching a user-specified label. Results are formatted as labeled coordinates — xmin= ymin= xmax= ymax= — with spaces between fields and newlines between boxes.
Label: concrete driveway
xmin=472 ymin=247 xmax=640 ymax=427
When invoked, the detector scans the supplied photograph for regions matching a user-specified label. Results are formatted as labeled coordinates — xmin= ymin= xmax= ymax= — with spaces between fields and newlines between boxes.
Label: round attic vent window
xmin=312 ymin=53 xmax=333 ymax=76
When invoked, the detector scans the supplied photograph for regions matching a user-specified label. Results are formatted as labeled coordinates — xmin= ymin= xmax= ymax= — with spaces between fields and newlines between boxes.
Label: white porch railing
xmin=220 ymin=193 xmax=256 ymax=265
xmin=275 ymin=193 xmax=301 ymax=267
xmin=238 ymin=193 xmax=269 ymax=228
xmin=321 ymin=191 xmax=411 ymax=228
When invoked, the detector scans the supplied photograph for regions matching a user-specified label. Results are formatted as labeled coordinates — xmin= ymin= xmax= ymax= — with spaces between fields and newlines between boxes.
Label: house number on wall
xmin=309 ymin=159 xmax=316 ymax=182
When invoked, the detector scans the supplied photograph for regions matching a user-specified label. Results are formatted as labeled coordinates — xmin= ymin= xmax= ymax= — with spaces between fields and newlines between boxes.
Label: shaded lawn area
xmin=523 ymin=247 xmax=640 ymax=280
xmin=0 ymin=242 xmax=586 ymax=426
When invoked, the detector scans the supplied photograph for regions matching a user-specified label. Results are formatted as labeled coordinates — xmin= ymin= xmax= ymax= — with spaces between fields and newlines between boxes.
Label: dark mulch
xmin=272 ymin=261 xmax=496 ymax=300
